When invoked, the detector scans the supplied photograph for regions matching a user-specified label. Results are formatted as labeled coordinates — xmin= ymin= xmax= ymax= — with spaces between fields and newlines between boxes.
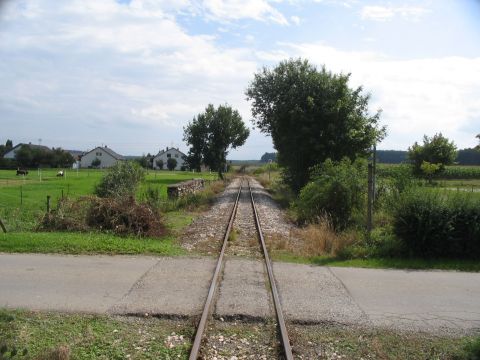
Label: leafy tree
xmin=246 ymin=58 xmax=385 ymax=192
xmin=0 ymin=139 xmax=13 ymax=157
xmin=91 ymin=158 xmax=101 ymax=168
xmin=295 ymin=158 xmax=367 ymax=229
xmin=13 ymin=145 xmax=74 ymax=168
xmin=135 ymin=154 xmax=152 ymax=169
xmin=407 ymin=133 xmax=457 ymax=174
xmin=420 ymin=161 xmax=440 ymax=184
xmin=95 ymin=161 xmax=145 ymax=198
xmin=155 ymin=159 xmax=164 ymax=170
xmin=260 ymin=152 xmax=276 ymax=163
xmin=167 ymin=157 xmax=177 ymax=171
xmin=183 ymin=104 xmax=250 ymax=178
xmin=476 ymin=134 xmax=480 ymax=150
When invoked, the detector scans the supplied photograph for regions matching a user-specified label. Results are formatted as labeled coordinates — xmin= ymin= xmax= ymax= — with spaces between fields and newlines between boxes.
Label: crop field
xmin=0 ymin=168 xmax=217 ymax=231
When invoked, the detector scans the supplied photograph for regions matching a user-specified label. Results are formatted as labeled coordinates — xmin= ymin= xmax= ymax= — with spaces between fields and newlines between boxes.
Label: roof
xmin=85 ymin=146 xmax=125 ymax=160
xmin=11 ymin=143 xmax=51 ymax=152
xmin=3 ymin=143 xmax=51 ymax=157
xmin=66 ymin=150 xmax=84 ymax=160
xmin=154 ymin=147 xmax=186 ymax=158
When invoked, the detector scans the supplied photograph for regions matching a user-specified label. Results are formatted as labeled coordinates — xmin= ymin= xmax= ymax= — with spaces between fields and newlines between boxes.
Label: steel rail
xmin=248 ymin=180 xmax=294 ymax=360
xmin=189 ymin=180 xmax=243 ymax=360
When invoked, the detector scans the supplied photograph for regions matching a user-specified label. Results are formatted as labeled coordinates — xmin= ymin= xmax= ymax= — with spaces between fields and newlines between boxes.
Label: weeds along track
xmin=189 ymin=176 xmax=293 ymax=360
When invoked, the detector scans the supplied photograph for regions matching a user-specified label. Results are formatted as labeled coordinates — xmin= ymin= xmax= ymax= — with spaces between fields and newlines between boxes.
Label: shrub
xmin=392 ymin=189 xmax=480 ymax=258
xmin=40 ymin=196 xmax=165 ymax=237
xmin=94 ymin=161 xmax=145 ymax=198
xmin=39 ymin=198 xmax=90 ymax=232
xmin=86 ymin=197 xmax=164 ymax=237
xmin=167 ymin=158 xmax=177 ymax=171
xmin=295 ymin=158 xmax=367 ymax=229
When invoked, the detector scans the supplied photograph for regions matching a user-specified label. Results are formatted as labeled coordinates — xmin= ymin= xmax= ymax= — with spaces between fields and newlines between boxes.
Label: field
xmin=0 ymin=168 xmax=216 ymax=231
xmin=0 ymin=168 xmax=219 ymax=254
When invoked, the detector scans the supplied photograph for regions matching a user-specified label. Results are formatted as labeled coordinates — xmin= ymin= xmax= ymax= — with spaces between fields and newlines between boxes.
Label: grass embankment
xmin=0 ymin=169 xmax=219 ymax=255
xmin=273 ymin=252 xmax=480 ymax=272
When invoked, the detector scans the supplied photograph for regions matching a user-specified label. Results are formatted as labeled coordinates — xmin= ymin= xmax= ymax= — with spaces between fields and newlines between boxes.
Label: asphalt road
xmin=1 ymin=253 xmax=479 ymax=335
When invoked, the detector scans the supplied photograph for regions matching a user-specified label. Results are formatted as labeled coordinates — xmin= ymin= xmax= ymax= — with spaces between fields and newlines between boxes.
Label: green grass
xmin=272 ymin=251 xmax=480 ymax=272
xmin=0 ymin=232 xmax=185 ymax=256
xmin=0 ymin=309 xmax=193 ymax=359
xmin=0 ymin=169 xmax=216 ymax=232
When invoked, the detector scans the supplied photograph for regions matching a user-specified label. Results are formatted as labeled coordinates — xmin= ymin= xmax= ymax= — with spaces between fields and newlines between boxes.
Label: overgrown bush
xmin=40 ymin=196 xmax=165 ymax=237
xmin=94 ymin=161 xmax=145 ymax=198
xmin=39 ymin=197 xmax=90 ymax=232
xmin=295 ymin=158 xmax=367 ymax=229
xmin=392 ymin=189 xmax=480 ymax=258
xmin=86 ymin=197 xmax=164 ymax=237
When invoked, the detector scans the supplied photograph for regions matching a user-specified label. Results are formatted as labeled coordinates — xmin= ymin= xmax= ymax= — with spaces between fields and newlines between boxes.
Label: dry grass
xmin=266 ymin=218 xmax=357 ymax=258
xmin=37 ymin=345 xmax=70 ymax=360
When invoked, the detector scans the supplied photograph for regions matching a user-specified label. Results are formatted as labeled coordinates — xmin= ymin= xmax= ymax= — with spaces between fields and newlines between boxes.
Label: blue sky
xmin=0 ymin=0 xmax=479 ymax=159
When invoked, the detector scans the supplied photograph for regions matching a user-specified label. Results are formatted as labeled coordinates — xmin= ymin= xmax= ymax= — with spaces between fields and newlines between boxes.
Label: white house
xmin=80 ymin=146 xmax=124 ymax=168
xmin=153 ymin=147 xmax=186 ymax=170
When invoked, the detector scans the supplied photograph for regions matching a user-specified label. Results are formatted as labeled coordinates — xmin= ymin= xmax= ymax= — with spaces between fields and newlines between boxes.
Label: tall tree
xmin=407 ymin=133 xmax=457 ymax=174
xmin=246 ymin=58 xmax=385 ymax=191
xmin=183 ymin=104 xmax=249 ymax=178
xmin=0 ymin=139 xmax=13 ymax=157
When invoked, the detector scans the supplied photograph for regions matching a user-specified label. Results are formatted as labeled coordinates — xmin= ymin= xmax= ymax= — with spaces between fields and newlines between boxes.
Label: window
xmin=96 ymin=152 xmax=102 ymax=156
xmin=167 ymin=154 xmax=171 ymax=158
xmin=175 ymin=154 xmax=179 ymax=158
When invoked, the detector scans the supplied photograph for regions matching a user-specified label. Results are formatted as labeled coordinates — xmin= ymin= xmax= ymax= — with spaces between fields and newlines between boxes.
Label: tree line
xmin=0 ymin=141 xmax=75 ymax=168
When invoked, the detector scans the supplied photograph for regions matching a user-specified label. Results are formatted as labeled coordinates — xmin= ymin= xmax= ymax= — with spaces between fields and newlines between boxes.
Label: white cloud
xmin=0 ymin=0 xmax=263 ymax=156
xmin=361 ymin=5 xmax=429 ymax=22
xmin=290 ymin=15 xmax=301 ymax=25
xmin=277 ymin=42 xmax=480 ymax=149
xmin=201 ymin=0 xmax=289 ymax=25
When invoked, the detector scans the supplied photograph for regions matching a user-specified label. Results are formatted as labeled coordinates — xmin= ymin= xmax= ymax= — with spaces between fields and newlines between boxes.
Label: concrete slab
xmin=0 ymin=253 xmax=158 ymax=313
xmin=110 ymin=257 xmax=216 ymax=316
xmin=330 ymin=267 xmax=480 ymax=334
xmin=215 ymin=258 xmax=271 ymax=319
xmin=273 ymin=262 xmax=368 ymax=326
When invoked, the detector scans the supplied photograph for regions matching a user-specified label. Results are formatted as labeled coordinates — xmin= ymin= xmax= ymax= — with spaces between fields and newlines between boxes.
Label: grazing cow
xmin=56 ymin=170 xmax=64 ymax=177
xmin=16 ymin=169 xmax=28 ymax=176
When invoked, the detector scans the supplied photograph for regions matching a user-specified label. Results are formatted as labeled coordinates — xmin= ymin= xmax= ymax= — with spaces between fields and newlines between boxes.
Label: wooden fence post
xmin=0 ymin=218 xmax=6 ymax=233
xmin=367 ymin=163 xmax=373 ymax=235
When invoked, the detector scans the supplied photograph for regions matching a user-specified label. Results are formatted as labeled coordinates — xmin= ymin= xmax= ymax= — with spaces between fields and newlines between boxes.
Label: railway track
xmin=189 ymin=177 xmax=293 ymax=360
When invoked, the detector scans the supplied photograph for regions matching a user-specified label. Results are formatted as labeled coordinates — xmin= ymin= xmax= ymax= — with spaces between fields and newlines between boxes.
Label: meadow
xmin=0 ymin=169 xmax=216 ymax=227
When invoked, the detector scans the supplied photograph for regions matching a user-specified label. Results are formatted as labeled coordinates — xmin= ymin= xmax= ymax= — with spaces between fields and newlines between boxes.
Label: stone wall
xmin=167 ymin=178 xmax=205 ymax=199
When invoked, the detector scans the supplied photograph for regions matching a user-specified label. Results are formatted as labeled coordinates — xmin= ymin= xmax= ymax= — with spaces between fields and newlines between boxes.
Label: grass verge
xmin=272 ymin=251 xmax=480 ymax=272
xmin=0 ymin=309 xmax=193 ymax=359
xmin=0 ymin=232 xmax=185 ymax=256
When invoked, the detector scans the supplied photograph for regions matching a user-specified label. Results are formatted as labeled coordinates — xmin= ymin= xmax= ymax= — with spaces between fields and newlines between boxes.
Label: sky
xmin=0 ymin=0 xmax=479 ymax=159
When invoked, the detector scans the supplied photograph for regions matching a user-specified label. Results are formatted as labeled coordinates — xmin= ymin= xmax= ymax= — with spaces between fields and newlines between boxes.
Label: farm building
xmin=3 ymin=143 xmax=51 ymax=159
xmin=153 ymin=147 xmax=186 ymax=170
xmin=80 ymin=146 xmax=124 ymax=168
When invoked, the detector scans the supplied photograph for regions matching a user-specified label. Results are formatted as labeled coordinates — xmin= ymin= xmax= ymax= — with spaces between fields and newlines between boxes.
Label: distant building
xmin=153 ymin=147 xmax=186 ymax=170
xmin=66 ymin=150 xmax=84 ymax=169
xmin=3 ymin=143 xmax=51 ymax=159
xmin=80 ymin=146 xmax=124 ymax=168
